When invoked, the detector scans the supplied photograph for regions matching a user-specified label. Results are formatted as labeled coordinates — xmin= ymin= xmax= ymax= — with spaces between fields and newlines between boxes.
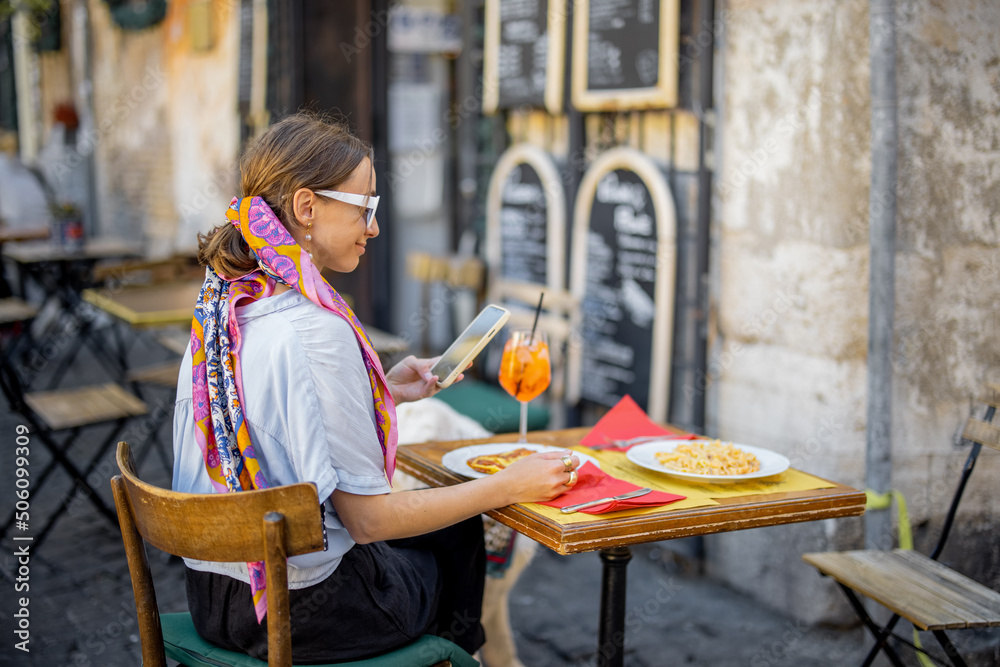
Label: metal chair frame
xmin=0 ymin=352 xmax=147 ymax=550
xmin=808 ymin=387 xmax=999 ymax=667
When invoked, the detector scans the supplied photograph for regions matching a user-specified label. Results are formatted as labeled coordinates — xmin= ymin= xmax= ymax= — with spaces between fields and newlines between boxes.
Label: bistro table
xmin=2 ymin=237 xmax=145 ymax=301
xmin=81 ymin=278 xmax=411 ymax=363
xmin=396 ymin=427 xmax=867 ymax=667
xmin=2 ymin=238 xmax=145 ymax=388
xmin=0 ymin=225 xmax=49 ymax=296
xmin=82 ymin=278 xmax=204 ymax=330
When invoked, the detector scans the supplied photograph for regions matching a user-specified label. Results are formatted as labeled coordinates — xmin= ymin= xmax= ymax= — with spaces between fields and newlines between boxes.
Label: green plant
xmin=49 ymin=200 xmax=81 ymax=221
xmin=0 ymin=0 xmax=55 ymax=22
xmin=0 ymin=0 xmax=58 ymax=47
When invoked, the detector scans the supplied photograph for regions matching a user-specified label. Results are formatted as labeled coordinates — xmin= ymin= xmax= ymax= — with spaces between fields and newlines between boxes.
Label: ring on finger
xmin=560 ymin=455 xmax=574 ymax=472
xmin=565 ymin=469 xmax=578 ymax=486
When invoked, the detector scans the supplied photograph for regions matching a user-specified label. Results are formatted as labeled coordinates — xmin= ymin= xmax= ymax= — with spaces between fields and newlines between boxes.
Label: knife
xmin=559 ymin=488 xmax=653 ymax=514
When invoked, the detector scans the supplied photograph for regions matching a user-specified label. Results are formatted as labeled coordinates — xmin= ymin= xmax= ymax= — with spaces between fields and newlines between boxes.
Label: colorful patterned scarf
xmin=190 ymin=196 xmax=398 ymax=622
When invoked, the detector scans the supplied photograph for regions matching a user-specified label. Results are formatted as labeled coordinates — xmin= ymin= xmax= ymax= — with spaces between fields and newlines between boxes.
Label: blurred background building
xmin=1 ymin=0 xmax=997 ymax=629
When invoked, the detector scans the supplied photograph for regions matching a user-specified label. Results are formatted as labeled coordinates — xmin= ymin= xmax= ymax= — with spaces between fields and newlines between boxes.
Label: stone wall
xmin=890 ymin=0 xmax=999 ymax=589
xmin=708 ymin=0 xmax=999 ymax=624
xmin=34 ymin=0 xmax=240 ymax=254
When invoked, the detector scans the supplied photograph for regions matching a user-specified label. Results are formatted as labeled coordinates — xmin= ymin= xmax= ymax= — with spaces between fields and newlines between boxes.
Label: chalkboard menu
xmin=499 ymin=164 xmax=548 ymax=284
xmin=580 ymin=168 xmax=658 ymax=408
xmin=572 ymin=0 xmax=679 ymax=111
xmin=483 ymin=0 xmax=566 ymax=114
xmin=568 ymin=148 xmax=676 ymax=422
xmin=486 ymin=144 xmax=567 ymax=293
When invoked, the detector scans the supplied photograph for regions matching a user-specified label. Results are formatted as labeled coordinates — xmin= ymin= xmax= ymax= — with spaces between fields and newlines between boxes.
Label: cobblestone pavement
xmin=1 ymin=322 xmax=997 ymax=666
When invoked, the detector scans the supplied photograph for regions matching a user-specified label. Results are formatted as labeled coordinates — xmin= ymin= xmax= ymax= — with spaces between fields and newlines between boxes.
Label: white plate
xmin=626 ymin=440 xmax=790 ymax=483
xmin=441 ymin=443 xmax=601 ymax=479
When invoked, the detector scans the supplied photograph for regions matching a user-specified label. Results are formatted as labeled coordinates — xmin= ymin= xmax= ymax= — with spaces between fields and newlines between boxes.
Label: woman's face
xmin=292 ymin=157 xmax=379 ymax=273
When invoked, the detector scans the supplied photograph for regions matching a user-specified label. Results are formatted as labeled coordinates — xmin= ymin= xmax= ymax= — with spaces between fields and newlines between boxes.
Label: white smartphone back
xmin=431 ymin=304 xmax=511 ymax=388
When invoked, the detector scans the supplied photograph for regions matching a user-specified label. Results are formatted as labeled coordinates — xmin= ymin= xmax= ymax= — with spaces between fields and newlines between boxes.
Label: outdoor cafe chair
xmin=111 ymin=441 xmax=479 ymax=667
xmin=0 ymin=296 xmax=38 ymax=371
xmin=803 ymin=382 xmax=1000 ymax=667
xmin=0 ymin=351 xmax=148 ymax=550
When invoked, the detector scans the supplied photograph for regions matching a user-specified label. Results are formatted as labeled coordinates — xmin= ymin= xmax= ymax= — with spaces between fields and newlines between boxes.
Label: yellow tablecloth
xmin=522 ymin=447 xmax=836 ymax=525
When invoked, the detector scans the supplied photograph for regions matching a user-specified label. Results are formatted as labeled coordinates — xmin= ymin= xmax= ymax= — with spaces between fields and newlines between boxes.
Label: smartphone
xmin=431 ymin=304 xmax=511 ymax=388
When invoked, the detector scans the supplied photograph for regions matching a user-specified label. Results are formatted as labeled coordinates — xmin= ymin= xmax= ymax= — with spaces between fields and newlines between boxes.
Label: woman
xmin=172 ymin=112 xmax=579 ymax=663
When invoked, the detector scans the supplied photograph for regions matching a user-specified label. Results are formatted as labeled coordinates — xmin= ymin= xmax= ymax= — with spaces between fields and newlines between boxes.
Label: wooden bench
xmin=0 ymin=357 xmax=149 ymax=550
xmin=803 ymin=382 xmax=1000 ymax=666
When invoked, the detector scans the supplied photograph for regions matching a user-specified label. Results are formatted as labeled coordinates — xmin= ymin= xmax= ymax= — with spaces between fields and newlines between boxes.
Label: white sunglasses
xmin=315 ymin=190 xmax=380 ymax=228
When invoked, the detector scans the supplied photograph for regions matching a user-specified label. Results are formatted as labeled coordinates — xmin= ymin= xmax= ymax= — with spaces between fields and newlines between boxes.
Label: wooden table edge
xmin=82 ymin=287 xmax=195 ymax=328
xmin=396 ymin=440 xmax=867 ymax=556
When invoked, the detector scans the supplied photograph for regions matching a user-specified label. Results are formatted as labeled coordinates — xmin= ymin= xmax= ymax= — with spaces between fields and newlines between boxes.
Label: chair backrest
xmin=929 ymin=382 xmax=998 ymax=561
xmin=111 ymin=441 xmax=326 ymax=667
xmin=961 ymin=382 xmax=999 ymax=452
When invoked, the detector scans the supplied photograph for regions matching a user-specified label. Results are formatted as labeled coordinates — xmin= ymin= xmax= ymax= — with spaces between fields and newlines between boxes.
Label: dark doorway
xmin=0 ymin=19 xmax=18 ymax=134
xmin=266 ymin=0 xmax=392 ymax=328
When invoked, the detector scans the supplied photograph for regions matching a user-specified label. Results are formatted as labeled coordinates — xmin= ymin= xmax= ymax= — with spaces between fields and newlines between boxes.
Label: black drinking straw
xmin=515 ymin=291 xmax=546 ymax=402
xmin=528 ymin=292 xmax=545 ymax=344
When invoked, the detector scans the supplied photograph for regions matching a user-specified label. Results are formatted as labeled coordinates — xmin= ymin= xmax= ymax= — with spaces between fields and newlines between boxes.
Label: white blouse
xmin=172 ymin=289 xmax=391 ymax=589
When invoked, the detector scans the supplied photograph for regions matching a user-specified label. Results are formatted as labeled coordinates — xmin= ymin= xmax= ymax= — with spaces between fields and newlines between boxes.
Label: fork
xmin=590 ymin=435 xmax=671 ymax=450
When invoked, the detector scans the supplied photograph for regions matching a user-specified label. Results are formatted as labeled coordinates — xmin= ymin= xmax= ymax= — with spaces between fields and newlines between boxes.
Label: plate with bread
xmin=441 ymin=443 xmax=601 ymax=479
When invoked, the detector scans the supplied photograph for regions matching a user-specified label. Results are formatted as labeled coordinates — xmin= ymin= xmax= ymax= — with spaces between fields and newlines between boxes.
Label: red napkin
xmin=579 ymin=395 xmax=697 ymax=451
xmin=539 ymin=463 xmax=685 ymax=515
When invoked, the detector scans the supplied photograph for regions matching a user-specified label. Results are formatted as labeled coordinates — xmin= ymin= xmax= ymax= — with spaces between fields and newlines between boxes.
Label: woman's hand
xmin=331 ymin=449 xmax=580 ymax=543
xmin=385 ymin=355 xmax=464 ymax=403
xmin=493 ymin=450 xmax=580 ymax=504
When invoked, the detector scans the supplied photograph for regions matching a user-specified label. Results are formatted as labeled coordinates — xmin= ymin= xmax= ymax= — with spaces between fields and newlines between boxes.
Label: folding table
xmin=0 ymin=226 xmax=49 ymax=297
xmin=2 ymin=238 xmax=144 ymax=388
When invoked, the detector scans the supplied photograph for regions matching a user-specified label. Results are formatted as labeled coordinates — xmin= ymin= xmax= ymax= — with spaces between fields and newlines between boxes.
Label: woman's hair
xmin=197 ymin=112 xmax=373 ymax=278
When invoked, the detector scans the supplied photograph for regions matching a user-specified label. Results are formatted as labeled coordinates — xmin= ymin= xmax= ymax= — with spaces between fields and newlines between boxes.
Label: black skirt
xmin=185 ymin=516 xmax=487 ymax=664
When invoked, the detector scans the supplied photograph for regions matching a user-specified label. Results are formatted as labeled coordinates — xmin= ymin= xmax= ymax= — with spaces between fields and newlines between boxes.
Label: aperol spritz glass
xmin=498 ymin=329 xmax=551 ymax=444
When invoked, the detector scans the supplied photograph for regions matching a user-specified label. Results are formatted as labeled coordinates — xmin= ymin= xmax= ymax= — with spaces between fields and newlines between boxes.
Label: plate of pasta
xmin=626 ymin=440 xmax=790 ymax=483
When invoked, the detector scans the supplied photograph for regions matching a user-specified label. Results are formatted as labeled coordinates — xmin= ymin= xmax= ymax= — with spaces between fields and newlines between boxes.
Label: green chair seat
xmin=435 ymin=379 xmax=549 ymax=434
xmin=161 ymin=612 xmax=479 ymax=667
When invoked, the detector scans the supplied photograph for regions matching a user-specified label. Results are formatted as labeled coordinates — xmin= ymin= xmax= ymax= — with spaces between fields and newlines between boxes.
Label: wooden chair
xmin=803 ymin=382 xmax=1000 ymax=667
xmin=111 ymin=442 xmax=479 ymax=667
xmin=0 ymin=296 xmax=38 ymax=368
xmin=0 ymin=296 xmax=38 ymax=328
xmin=0 ymin=352 xmax=148 ymax=550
